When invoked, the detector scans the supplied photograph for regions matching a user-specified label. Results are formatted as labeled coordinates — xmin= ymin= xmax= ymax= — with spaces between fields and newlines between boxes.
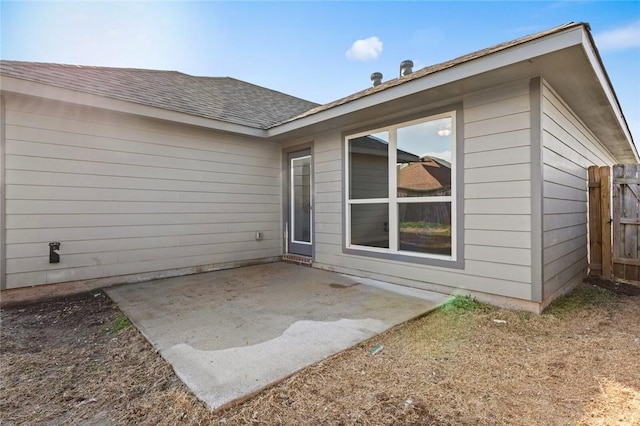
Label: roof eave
xmin=267 ymin=26 xmax=584 ymax=137
xmin=0 ymin=75 xmax=268 ymax=138
xmin=267 ymin=24 xmax=637 ymax=163
xmin=579 ymin=28 xmax=639 ymax=162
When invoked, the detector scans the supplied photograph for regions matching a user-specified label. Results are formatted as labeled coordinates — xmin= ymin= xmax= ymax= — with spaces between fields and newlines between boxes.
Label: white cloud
xmin=346 ymin=36 xmax=383 ymax=61
xmin=595 ymin=21 xmax=640 ymax=52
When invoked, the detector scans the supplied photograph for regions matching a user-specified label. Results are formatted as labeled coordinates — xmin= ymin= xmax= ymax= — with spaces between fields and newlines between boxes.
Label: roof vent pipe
xmin=400 ymin=60 xmax=413 ymax=77
xmin=370 ymin=72 xmax=383 ymax=87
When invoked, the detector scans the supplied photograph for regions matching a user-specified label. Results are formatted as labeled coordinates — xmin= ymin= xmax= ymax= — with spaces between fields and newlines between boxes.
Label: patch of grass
xmin=517 ymin=310 xmax=533 ymax=321
xmin=399 ymin=222 xmax=451 ymax=235
xmin=545 ymin=283 xmax=616 ymax=316
xmin=400 ymin=221 xmax=450 ymax=230
xmin=106 ymin=311 xmax=131 ymax=334
xmin=437 ymin=294 xmax=482 ymax=314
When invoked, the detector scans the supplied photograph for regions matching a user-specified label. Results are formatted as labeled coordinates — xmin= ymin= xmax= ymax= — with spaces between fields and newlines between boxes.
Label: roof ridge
xmin=0 ymin=60 xmax=320 ymax=107
xmin=220 ymin=76 xmax=320 ymax=106
xmin=0 ymin=59 xmax=187 ymax=75
xmin=0 ymin=59 xmax=319 ymax=129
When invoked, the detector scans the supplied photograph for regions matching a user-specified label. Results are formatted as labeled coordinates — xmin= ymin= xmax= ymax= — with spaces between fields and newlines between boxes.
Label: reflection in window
xmin=397 ymin=118 xmax=452 ymax=197
xmin=349 ymin=132 xmax=389 ymax=199
xmin=398 ymin=203 xmax=451 ymax=255
xmin=351 ymin=204 xmax=389 ymax=248
xmin=346 ymin=111 xmax=456 ymax=260
xmin=292 ymin=156 xmax=311 ymax=243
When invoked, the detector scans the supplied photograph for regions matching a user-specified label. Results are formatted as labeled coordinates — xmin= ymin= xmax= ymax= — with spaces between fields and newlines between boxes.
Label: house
xmin=397 ymin=156 xmax=451 ymax=197
xmin=0 ymin=22 xmax=636 ymax=312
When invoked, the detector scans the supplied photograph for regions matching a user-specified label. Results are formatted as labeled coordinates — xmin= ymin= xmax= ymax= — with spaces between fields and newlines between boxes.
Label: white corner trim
xmin=0 ymin=76 xmax=268 ymax=138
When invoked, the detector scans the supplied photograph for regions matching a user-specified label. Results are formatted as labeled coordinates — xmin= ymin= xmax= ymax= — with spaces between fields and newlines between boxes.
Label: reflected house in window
xmin=348 ymin=134 xmax=391 ymax=200
xmin=397 ymin=156 xmax=451 ymax=197
xmin=348 ymin=134 xmax=418 ymax=198
xmin=397 ymin=155 xmax=452 ymax=255
xmin=348 ymin=134 xmax=392 ymax=248
xmin=348 ymin=135 xmax=421 ymax=249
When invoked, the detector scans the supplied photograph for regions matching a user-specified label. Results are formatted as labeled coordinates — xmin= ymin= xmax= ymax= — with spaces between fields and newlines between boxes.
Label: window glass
xmin=351 ymin=204 xmax=389 ymax=248
xmin=349 ymin=132 xmax=389 ymax=199
xmin=397 ymin=118 xmax=452 ymax=197
xmin=345 ymin=111 xmax=456 ymax=261
xmin=398 ymin=202 xmax=452 ymax=255
xmin=292 ymin=156 xmax=311 ymax=243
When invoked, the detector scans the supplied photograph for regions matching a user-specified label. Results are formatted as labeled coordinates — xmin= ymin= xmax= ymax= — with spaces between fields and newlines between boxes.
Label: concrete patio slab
xmin=105 ymin=262 xmax=446 ymax=410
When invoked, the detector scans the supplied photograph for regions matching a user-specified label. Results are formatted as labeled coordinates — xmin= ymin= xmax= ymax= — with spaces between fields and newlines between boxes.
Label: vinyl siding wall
xmin=311 ymin=81 xmax=534 ymax=301
xmin=3 ymin=95 xmax=281 ymax=289
xmin=541 ymin=80 xmax=616 ymax=298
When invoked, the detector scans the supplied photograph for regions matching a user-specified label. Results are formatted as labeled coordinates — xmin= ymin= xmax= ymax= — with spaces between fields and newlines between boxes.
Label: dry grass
xmin=1 ymin=282 xmax=639 ymax=425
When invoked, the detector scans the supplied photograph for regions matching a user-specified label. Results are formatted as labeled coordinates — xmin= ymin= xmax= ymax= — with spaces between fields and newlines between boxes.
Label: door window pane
xmin=398 ymin=202 xmax=451 ymax=255
xmin=397 ymin=118 xmax=452 ymax=197
xmin=292 ymin=156 xmax=311 ymax=243
xmin=351 ymin=204 xmax=389 ymax=248
xmin=349 ymin=132 xmax=389 ymax=199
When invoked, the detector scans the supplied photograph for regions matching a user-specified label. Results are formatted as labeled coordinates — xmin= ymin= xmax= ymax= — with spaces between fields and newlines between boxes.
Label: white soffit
xmin=580 ymin=31 xmax=638 ymax=162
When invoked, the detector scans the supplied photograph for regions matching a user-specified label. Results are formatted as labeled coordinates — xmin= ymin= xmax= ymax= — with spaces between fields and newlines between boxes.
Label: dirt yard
xmin=1 ymin=279 xmax=639 ymax=425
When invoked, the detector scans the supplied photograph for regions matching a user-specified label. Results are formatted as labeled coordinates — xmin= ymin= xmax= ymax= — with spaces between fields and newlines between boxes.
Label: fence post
xmin=588 ymin=166 xmax=602 ymax=276
xmin=600 ymin=166 xmax=612 ymax=278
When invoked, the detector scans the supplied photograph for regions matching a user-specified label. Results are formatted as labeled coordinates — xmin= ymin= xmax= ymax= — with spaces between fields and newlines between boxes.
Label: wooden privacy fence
xmin=589 ymin=164 xmax=640 ymax=281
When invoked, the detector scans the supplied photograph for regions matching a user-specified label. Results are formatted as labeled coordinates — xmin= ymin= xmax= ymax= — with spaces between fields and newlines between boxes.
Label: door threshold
xmin=282 ymin=254 xmax=313 ymax=267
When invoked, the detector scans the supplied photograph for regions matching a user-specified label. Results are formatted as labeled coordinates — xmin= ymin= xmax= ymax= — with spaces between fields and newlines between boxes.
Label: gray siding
xmin=4 ymin=96 xmax=281 ymax=289
xmin=541 ymin=80 xmax=616 ymax=298
xmin=312 ymin=82 xmax=534 ymax=301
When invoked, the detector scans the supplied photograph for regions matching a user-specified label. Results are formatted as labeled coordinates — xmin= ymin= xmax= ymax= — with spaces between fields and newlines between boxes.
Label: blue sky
xmin=2 ymin=1 xmax=639 ymax=141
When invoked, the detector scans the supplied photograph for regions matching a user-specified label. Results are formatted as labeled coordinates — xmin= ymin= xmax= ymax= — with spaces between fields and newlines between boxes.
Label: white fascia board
xmin=268 ymin=27 xmax=585 ymax=137
xmin=580 ymin=31 xmax=639 ymax=162
xmin=0 ymin=76 xmax=267 ymax=138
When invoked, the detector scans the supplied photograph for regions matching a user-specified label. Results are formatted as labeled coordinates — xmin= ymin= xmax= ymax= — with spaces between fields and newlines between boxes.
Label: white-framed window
xmin=345 ymin=111 xmax=456 ymax=261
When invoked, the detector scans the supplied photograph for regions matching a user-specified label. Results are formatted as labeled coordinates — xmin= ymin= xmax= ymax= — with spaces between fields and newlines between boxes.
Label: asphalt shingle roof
xmin=0 ymin=61 xmax=319 ymax=129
